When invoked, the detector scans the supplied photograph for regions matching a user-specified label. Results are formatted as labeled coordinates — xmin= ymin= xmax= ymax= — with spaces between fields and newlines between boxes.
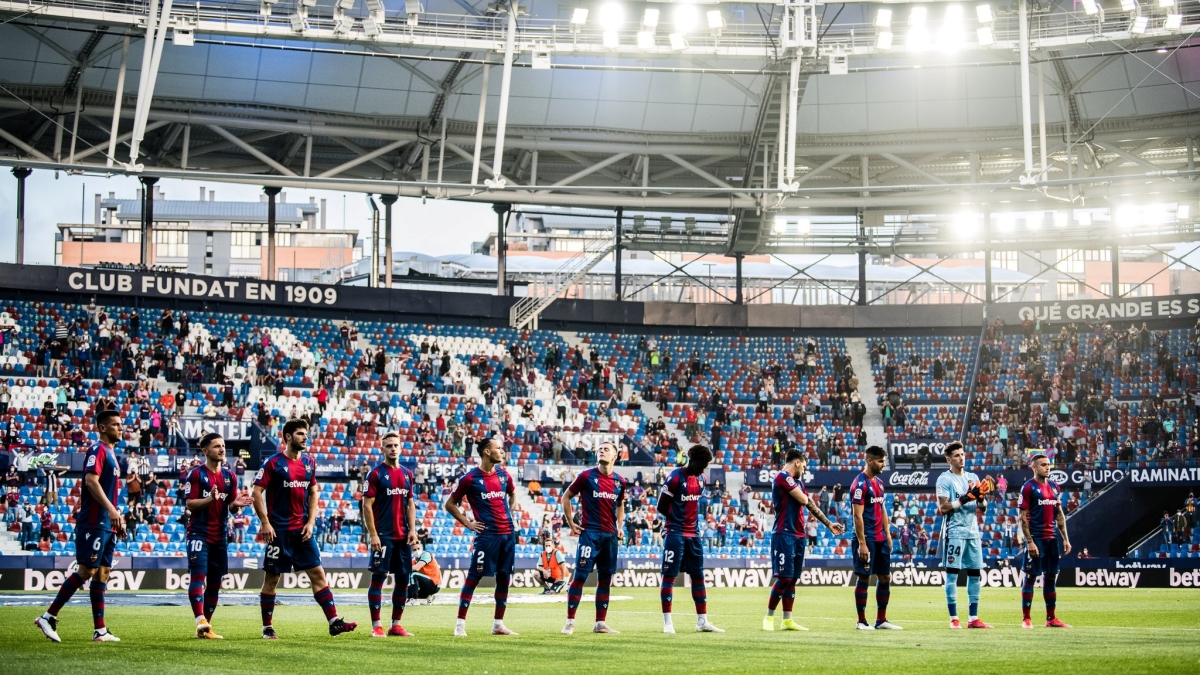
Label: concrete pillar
xmin=493 ymin=202 xmax=510 ymax=296
xmin=734 ymin=253 xmax=744 ymax=304
xmin=614 ymin=206 xmax=623 ymax=301
xmin=12 ymin=167 xmax=31 ymax=265
xmin=139 ymin=176 xmax=159 ymax=267
xmin=264 ymin=186 xmax=281 ymax=281
xmin=1111 ymin=244 xmax=1121 ymax=299
xmin=381 ymin=194 xmax=397 ymax=288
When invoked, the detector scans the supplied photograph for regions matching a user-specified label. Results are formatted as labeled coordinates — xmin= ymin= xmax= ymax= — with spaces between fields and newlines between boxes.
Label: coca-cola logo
xmin=888 ymin=471 xmax=931 ymax=487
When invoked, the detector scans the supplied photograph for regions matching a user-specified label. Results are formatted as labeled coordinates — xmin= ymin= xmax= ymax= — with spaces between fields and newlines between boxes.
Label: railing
xmin=509 ymin=229 xmax=615 ymax=330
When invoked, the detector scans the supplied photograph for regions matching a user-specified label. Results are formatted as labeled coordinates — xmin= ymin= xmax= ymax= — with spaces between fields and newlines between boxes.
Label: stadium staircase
xmin=0 ymin=529 xmax=28 ymax=555
xmin=844 ymin=337 xmax=887 ymax=449
xmin=509 ymin=233 xmax=615 ymax=330
xmin=1066 ymin=475 xmax=1193 ymax=557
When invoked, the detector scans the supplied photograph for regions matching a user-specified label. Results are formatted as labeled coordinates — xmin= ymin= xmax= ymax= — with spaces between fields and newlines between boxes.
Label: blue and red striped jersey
xmin=772 ymin=471 xmax=807 ymax=536
xmin=1019 ymin=478 xmax=1061 ymax=540
xmin=659 ymin=468 xmax=704 ymax=537
xmin=850 ymin=472 xmax=888 ymax=543
xmin=568 ymin=468 xmax=627 ymax=534
xmin=366 ymin=463 xmax=414 ymax=541
xmin=186 ymin=464 xmax=238 ymax=544
xmin=254 ymin=452 xmax=316 ymax=532
xmin=78 ymin=441 xmax=120 ymax=532
xmin=451 ymin=467 xmax=515 ymax=535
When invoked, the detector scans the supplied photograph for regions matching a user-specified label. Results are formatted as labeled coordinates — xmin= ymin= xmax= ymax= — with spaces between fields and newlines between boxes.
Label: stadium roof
xmin=100 ymin=198 xmax=319 ymax=223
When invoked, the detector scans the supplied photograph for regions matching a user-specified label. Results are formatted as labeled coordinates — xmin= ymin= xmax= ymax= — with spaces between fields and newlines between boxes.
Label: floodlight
xmin=1115 ymin=205 xmax=1139 ymax=228
xmin=685 ymin=217 xmax=697 ymax=233
xmin=1130 ymin=14 xmax=1148 ymax=33
xmin=598 ymin=3 xmax=624 ymax=31
xmin=570 ymin=7 xmax=589 ymax=28
xmin=1074 ymin=210 xmax=1092 ymax=227
xmin=1054 ymin=211 xmax=1069 ymax=228
xmin=773 ymin=216 xmax=788 ymax=234
xmin=1165 ymin=12 xmax=1183 ymax=29
xmin=1026 ymin=212 xmax=1043 ymax=230
xmin=260 ymin=0 xmax=277 ymax=17
xmin=875 ymin=8 xmax=892 ymax=29
xmin=706 ymin=9 xmax=725 ymax=31
xmin=1081 ymin=0 xmax=1099 ymax=14
xmin=909 ymin=6 xmax=928 ymax=27
xmin=954 ymin=212 xmax=979 ymax=237
xmin=642 ymin=8 xmax=659 ymax=30
xmin=172 ymin=27 xmax=194 ymax=46
xmin=1178 ymin=204 xmax=1191 ymax=220
xmin=673 ymin=4 xmax=699 ymax=34
xmin=997 ymin=213 xmax=1014 ymax=232
xmin=660 ymin=216 xmax=672 ymax=230
xmin=333 ymin=16 xmax=354 ymax=34
xmin=603 ymin=30 xmax=619 ymax=48
xmin=939 ymin=5 xmax=966 ymax=52
xmin=364 ymin=0 xmax=383 ymax=11
xmin=796 ymin=219 xmax=811 ymax=236
xmin=876 ymin=30 xmax=894 ymax=50
xmin=976 ymin=4 xmax=994 ymax=23
xmin=1119 ymin=0 xmax=1136 ymax=11
xmin=289 ymin=11 xmax=307 ymax=32
xmin=336 ymin=0 xmax=354 ymax=8
xmin=977 ymin=25 xmax=995 ymax=45
xmin=669 ymin=32 xmax=688 ymax=50
xmin=632 ymin=215 xmax=645 ymax=232
xmin=404 ymin=0 xmax=422 ymax=13
xmin=637 ymin=30 xmax=655 ymax=49
xmin=363 ymin=15 xmax=383 ymax=35
xmin=1158 ymin=0 xmax=1175 ymax=6
xmin=531 ymin=49 xmax=551 ymax=69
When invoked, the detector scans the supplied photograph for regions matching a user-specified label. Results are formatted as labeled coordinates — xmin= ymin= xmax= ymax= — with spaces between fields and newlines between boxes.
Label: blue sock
xmin=944 ymin=572 xmax=959 ymax=618
xmin=967 ymin=575 xmax=981 ymax=619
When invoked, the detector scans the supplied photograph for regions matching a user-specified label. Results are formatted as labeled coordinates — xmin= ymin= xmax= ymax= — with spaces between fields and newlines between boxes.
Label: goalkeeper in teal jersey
xmin=935 ymin=441 xmax=994 ymax=630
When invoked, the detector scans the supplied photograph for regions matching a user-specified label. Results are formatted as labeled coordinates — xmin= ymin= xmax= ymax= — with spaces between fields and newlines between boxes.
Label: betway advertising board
xmin=6 ymin=561 xmax=1196 ymax=590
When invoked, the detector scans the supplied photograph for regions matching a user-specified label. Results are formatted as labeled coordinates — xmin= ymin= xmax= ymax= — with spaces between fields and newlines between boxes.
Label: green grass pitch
xmin=3 ymin=587 xmax=1199 ymax=674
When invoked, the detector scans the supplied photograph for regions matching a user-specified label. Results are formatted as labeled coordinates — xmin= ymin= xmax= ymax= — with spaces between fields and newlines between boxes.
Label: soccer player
xmin=935 ymin=441 xmax=992 ymax=630
xmin=560 ymin=441 xmax=627 ymax=635
xmin=764 ymin=448 xmax=844 ymax=632
xmin=1019 ymin=453 xmax=1073 ymax=628
xmin=252 ymin=418 xmax=356 ymax=639
xmin=184 ymin=432 xmax=253 ymax=639
xmin=34 ymin=409 xmax=127 ymax=643
xmin=362 ymin=431 xmax=418 ymax=638
xmin=444 ymin=435 xmax=519 ymax=637
xmin=850 ymin=445 xmax=901 ymax=630
xmin=658 ymin=444 xmax=723 ymax=634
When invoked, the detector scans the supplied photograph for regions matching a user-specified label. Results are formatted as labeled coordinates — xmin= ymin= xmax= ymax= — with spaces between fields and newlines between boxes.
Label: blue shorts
xmin=853 ymin=540 xmax=891 ymax=577
xmin=369 ymin=540 xmax=413 ymax=584
xmin=575 ymin=530 xmax=619 ymax=577
xmin=661 ymin=533 xmax=705 ymax=580
xmin=263 ymin=530 xmax=323 ymax=574
xmin=771 ymin=532 xmax=806 ymax=579
xmin=470 ymin=532 xmax=516 ymax=578
xmin=187 ymin=538 xmax=229 ymax=580
xmin=1021 ymin=538 xmax=1060 ymax=578
xmin=76 ymin=528 xmax=115 ymax=569
xmin=940 ymin=536 xmax=983 ymax=571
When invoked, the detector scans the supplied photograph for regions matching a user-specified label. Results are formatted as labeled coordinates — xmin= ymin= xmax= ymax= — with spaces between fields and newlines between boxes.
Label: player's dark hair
xmin=784 ymin=447 xmax=804 ymax=464
xmin=1028 ymin=453 xmax=1048 ymax=464
xmin=282 ymin=418 xmax=308 ymax=439
xmin=199 ymin=432 xmax=222 ymax=449
xmin=865 ymin=445 xmax=886 ymax=459
xmin=95 ymin=409 xmax=119 ymax=426
xmin=477 ymin=435 xmax=500 ymax=457
xmin=686 ymin=444 xmax=712 ymax=475
xmin=943 ymin=441 xmax=964 ymax=457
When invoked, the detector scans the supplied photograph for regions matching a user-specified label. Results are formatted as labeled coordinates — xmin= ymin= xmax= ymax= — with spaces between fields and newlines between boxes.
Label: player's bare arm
xmin=1020 ymin=507 xmax=1038 ymax=557
xmin=562 ymin=485 xmax=582 ymax=536
xmin=445 ymin=494 xmax=484 ymax=533
xmin=363 ymin=495 xmax=380 ymax=552
xmin=853 ymin=502 xmax=869 ymax=560
xmin=406 ymin=495 xmax=419 ymax=547
xmin=252 ymin=484 xmax=275 ymax=543
xmin=301 ymin=480 xmax=319 ymax=542
xmin=85 ymin=472 xmax=125 ymax=538
xmin=1055 ymin=504 xmax=1072 ymax=555
xmin=796 ymin=489 xmax=843 ymax=535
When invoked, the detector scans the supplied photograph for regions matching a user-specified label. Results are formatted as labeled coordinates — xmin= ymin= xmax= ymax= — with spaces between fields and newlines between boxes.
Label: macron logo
xmin=387 ymin=487 xmax=409 ymax=497
xmin=481 ymin=490 xmax=506 ymax=500
xmin=283 ymin=480 xmax=310 ymax=489
xmin=593 ymin=490 xmax=618 ymax=501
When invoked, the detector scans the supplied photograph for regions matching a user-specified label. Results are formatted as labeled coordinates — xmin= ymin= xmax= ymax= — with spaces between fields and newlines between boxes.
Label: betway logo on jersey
xmin=592 ymin=490 xmax=619 ymax=500
xmin=679 ymin=494 xmax=702 ymax=502
xmin=204 ymin=490 xmax=228 ymax=501
xmin=386 ymin=487 xmax=409 ymax=497
xmin=283 ymin=480 xmax=310 ymax=489
xmin=481 ymin=490 xmax=506 ymax=500
xmin=1037 ymin=498 xmax=1059 ymax=506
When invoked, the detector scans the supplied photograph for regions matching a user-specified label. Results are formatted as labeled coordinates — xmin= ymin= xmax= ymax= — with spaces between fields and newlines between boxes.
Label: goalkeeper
xmin=934 ymin=441 xmax=994 ymax=630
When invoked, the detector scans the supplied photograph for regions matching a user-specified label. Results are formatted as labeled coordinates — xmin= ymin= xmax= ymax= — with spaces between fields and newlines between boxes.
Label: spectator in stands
xmin=0 ymin=380 xmax=9 ymax=417
xmin=1161 ymin=511 xmax=1174 ymax=544
xmin=1175 ymin=509 xmax=1190 ymax=544
xmin=18 ymin=502 xmax=34 ymax=550
xmin=13 ymin=446 xmax=31 ymax=486
xmin=3 ymin=467 xmax=18 ymax=521
xmin=126 ymin=469 xmax=144 ymax=506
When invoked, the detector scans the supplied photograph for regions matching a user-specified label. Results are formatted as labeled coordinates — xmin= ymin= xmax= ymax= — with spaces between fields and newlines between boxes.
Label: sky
xmin=0 ymin=170 xmax=498 ymax=265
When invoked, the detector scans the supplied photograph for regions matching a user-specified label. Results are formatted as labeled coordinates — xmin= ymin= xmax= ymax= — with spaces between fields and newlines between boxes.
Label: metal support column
xmin=614 ymin=206 xmax=623 ymax=301
xmin=857 ymin=210 xmax=868 ymax=305
xmin=139 ymin=176 xmax=159 ymax=267
xmin=264 ymin=186 xmax=281 ymax=281
xmin=734 ymin=253 xmax=744 ymax=304
xmin=367 ymin=197 xmax=379 ymax=288
xmin=1111 ymin=244 xmax=1121 ymax=298
xmin=107 ymin=36 xmax=130 ymax=168
xmin=1018 ymin=0 xmax=1034 ymax=176
xmin=471 ymin=64 xmax=491 ymax=186
xmin=12 ymin=167 xmax=31 ymax=265
xmin=494 ymin=202 xmax=510 ymax=296
xmin=380 ymin=194 xmax=397 ymax=288
xmin=491 ymin=9 xmax=516 ymax=185
xmin=983 ymin=206 xmax=993 ymax=304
